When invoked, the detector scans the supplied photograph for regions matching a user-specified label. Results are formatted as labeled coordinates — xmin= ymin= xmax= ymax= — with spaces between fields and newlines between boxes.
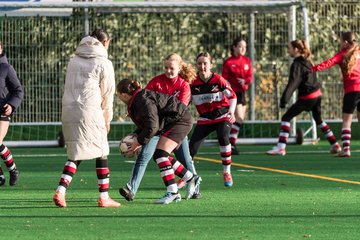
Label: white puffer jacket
xmin=62 ymin=36 xmax=115 ymax=160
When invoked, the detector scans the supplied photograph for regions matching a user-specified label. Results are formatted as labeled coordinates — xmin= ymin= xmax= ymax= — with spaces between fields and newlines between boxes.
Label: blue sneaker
xmin=223 ymin=172 xmax=233 ymax=187
xmin=155 ymin=192 xmax=181 ymax=204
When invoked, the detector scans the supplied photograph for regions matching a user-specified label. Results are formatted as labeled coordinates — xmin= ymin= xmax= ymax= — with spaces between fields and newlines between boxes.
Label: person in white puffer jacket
xmin=53 ymin=29 xmax=120 ymax=208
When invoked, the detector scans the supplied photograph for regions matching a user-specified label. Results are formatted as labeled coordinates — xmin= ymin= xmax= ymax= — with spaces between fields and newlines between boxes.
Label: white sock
xmin=56 ymin=186 xmax=66 ymax=194
xmin=223 ymin=165 xmax=231 ymax=174
xmin=100 ymin=192 xmax=109 ymax=199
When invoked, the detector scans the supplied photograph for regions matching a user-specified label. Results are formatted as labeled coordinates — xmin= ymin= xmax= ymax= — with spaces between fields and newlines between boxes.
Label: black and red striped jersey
xmin=145 ymin=73 xmax=191 ymax=105
xmin=191 ymin=73 xmax=237 ymax=125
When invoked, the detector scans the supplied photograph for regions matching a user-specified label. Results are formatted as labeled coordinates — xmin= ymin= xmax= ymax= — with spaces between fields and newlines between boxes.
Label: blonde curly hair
xmin=164 ymin=53 xmax=196 ymax=84
xmin=341 ymin=32 xmax=359 ymax=75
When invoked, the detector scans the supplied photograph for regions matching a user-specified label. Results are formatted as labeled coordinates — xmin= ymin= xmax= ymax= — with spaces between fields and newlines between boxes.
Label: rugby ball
xmin=119 ymin=134 xmax=140 ymax=158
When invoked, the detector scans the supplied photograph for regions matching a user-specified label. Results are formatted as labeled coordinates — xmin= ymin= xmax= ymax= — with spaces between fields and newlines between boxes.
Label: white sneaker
xmin=336 ymin=150 xmax=351 ymax=158
xmin=329 ymin=143 xmax=341 ymax=154
xmin=266 ymin=146 xmax=286 ymax=156
xmin=186 ymin=175 xmax=202 ymax=200
xmin=155 ymin=192 xmax=181 ymax=204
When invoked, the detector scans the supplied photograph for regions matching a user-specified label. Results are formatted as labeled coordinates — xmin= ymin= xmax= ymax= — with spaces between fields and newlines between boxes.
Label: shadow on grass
xmin=0 ymin=214 xmax=359 ymax=218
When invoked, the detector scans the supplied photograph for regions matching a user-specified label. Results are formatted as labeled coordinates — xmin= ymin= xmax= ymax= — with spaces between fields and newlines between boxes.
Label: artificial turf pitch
xmin=1 ymin=142 xmax=360 ymax=239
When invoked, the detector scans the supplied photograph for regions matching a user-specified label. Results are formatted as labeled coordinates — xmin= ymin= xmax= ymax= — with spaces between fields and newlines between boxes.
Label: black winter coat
xmin=280 ymin=56 xmax=320 ymax=107
xmin=0 ymin=53 xmax=24 ymax=114
xmin=128 ymin=89 xmax=191 ymax=145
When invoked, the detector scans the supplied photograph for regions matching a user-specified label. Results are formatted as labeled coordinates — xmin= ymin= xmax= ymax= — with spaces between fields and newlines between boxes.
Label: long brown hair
xmin=290 ymin=39 xmax=313 ymax=65
xmin=341 ymin=31 xmax=359 ymax=75
xmin=164 ymin=53 xmax=196 ymax=84
xmin=116 ymin=78 xmax=142 ymax=95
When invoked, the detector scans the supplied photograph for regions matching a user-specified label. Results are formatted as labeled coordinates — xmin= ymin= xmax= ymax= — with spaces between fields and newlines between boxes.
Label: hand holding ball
xmin=119 ymin=134 xmax=141 ymax=158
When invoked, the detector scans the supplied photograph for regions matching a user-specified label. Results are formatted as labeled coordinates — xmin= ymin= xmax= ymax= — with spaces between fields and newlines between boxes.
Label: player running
xmin=267 ymin=39 xmax=340 ymax=156
xmin=189 ymin=52 xmax=237 ymax=187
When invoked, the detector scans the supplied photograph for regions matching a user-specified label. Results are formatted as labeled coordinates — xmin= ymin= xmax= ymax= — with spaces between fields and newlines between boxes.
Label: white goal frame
xmin=0 ymin=0 xmax=317 ymax=147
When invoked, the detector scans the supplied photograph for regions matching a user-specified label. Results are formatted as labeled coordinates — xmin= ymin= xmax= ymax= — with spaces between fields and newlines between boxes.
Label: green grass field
xmin=1 ymin=142 xmax=360 ymax=240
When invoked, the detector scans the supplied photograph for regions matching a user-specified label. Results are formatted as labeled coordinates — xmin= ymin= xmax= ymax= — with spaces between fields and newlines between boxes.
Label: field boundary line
xmin=195 ymin=156 xmax=360 ymax=185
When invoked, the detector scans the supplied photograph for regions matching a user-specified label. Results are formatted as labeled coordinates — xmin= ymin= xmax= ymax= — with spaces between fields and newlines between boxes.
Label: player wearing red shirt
xmin=222 ymin=38 xmax=253 ymax=155
xmin=312 ymin=32 xmax=360 ymax=157
xmin=146 ymin=73 xmax=191 ymax=105
xmin=190 ymin=52 xmax=237 ymax=187
xmin=119 ymin=53 xmax=201 ymax=202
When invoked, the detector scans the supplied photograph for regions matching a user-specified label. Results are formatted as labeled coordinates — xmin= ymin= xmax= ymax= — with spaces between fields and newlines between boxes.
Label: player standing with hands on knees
xmin=311 ymin=31 xmax=360 ymax=157
xmin=53 ymin=29 xmax=120 ymax=208
xmin=116 ymin=79 xmax=201 ymax=204
xmin=0 ymin=41 xmax=24 ymax=186
xmin=267 ymin=39 xmax=340 ymax=156
xmin=222 ymin=38 xmax=253 ymax=155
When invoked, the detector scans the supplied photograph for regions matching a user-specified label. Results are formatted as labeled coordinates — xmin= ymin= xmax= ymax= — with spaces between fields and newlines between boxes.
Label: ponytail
xmin=116 ymin=79 xmax=142 ymax=95
xmin=341 ymin=32 xmax=359 ymax=75
xmin=290 ymin=39 xmax=314 ymax=65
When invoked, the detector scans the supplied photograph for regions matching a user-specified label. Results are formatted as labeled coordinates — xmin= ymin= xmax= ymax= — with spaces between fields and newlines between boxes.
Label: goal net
xmin=0 ymin=0 xmax=320 ymax=147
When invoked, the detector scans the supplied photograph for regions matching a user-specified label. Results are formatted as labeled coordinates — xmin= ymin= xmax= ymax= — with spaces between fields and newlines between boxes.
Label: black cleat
xmin=191 ymin=192 xmax=202 ymax=199
xmin=9 ymin=169 xmax=19 ymax=186
xmin=119 ymin=186 xmax=134 ymax=201
xmin=0 ymin=175 xmax=5 ymax=186
xmin=231 ymin=144 xmax=240 ymax=155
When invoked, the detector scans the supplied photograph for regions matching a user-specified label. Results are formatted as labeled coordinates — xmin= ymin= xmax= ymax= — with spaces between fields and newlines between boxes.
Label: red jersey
xmin=312 ymin=48 xmax=360 ymax=94
xmin=145 ymin=73 xmax=191 ymax=105
xmin=191 ymin=73 xmax=237 ymax=125
xmin=222 ymin=55 xmax=253 ymax=93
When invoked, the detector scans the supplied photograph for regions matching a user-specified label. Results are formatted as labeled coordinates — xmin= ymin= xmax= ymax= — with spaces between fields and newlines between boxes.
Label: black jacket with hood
xmin=280 ymin=56 xmax=320 ymax=107
xmin=0 ymin=53 xmax=24 ymax=114
xmin=127 ymin=89 xmax=191 ymax=145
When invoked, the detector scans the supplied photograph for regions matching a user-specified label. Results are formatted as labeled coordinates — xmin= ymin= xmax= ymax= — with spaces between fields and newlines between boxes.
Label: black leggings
xmin=282 ymin=97 xmax=322 ymax=124
xmin=189 ymin=120 xmax=231 ymax=157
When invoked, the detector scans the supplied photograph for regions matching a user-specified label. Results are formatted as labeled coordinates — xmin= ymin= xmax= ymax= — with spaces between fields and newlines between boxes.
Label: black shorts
xmin=342 ymin=92 xmax=360 ymax=114
xmin=0 ymin=114 xmax=10 ymax=121
xmin=235 ymin=92 xmax=246 ymax=105
xmin=189 ymin=120 xmax=232 ymax=157
xmin=282 ymin=97 xmax=323 ymax=125
xmin=161 ymin=110 xmax=193 ymax=144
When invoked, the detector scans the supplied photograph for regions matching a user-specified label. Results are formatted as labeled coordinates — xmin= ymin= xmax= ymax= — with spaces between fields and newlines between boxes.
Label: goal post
xmin=0 ymin=0 xmax=320 ymax=147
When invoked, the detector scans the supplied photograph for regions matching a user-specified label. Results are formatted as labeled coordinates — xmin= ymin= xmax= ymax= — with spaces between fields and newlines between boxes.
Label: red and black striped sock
xmin=220 ymin=144 xmax=232 ymax=173
xmin=153 ymin=149 xmax=177 ymax=193
xmin=57 ymin=160 xmax=81 ymax=193
xmin=96 ymin=157 xmax=110 ymax=197
xmin=341 ymin=128 xmax=351 ymax=153
xmin=169 ymin=157 xmax=193 ymax=182
xmin=277 ymin=121 xmax=290 ymax=149
xmin=320 ymin=122 xmax=337 ymax=145
xmin=0 ymin=144 xmax=16 ymax=172
xmin=229 ymin=122 xmax=241 ymax=145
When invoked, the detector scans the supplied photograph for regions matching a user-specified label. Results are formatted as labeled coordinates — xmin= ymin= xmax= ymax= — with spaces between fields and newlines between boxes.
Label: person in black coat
xmin=116 ymin=78 xmax=201 ymax=204
xmin=266 ymin=39 xmax=340 ymax=156
xmin=0 ymin=41 xmax=24 ymax=186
